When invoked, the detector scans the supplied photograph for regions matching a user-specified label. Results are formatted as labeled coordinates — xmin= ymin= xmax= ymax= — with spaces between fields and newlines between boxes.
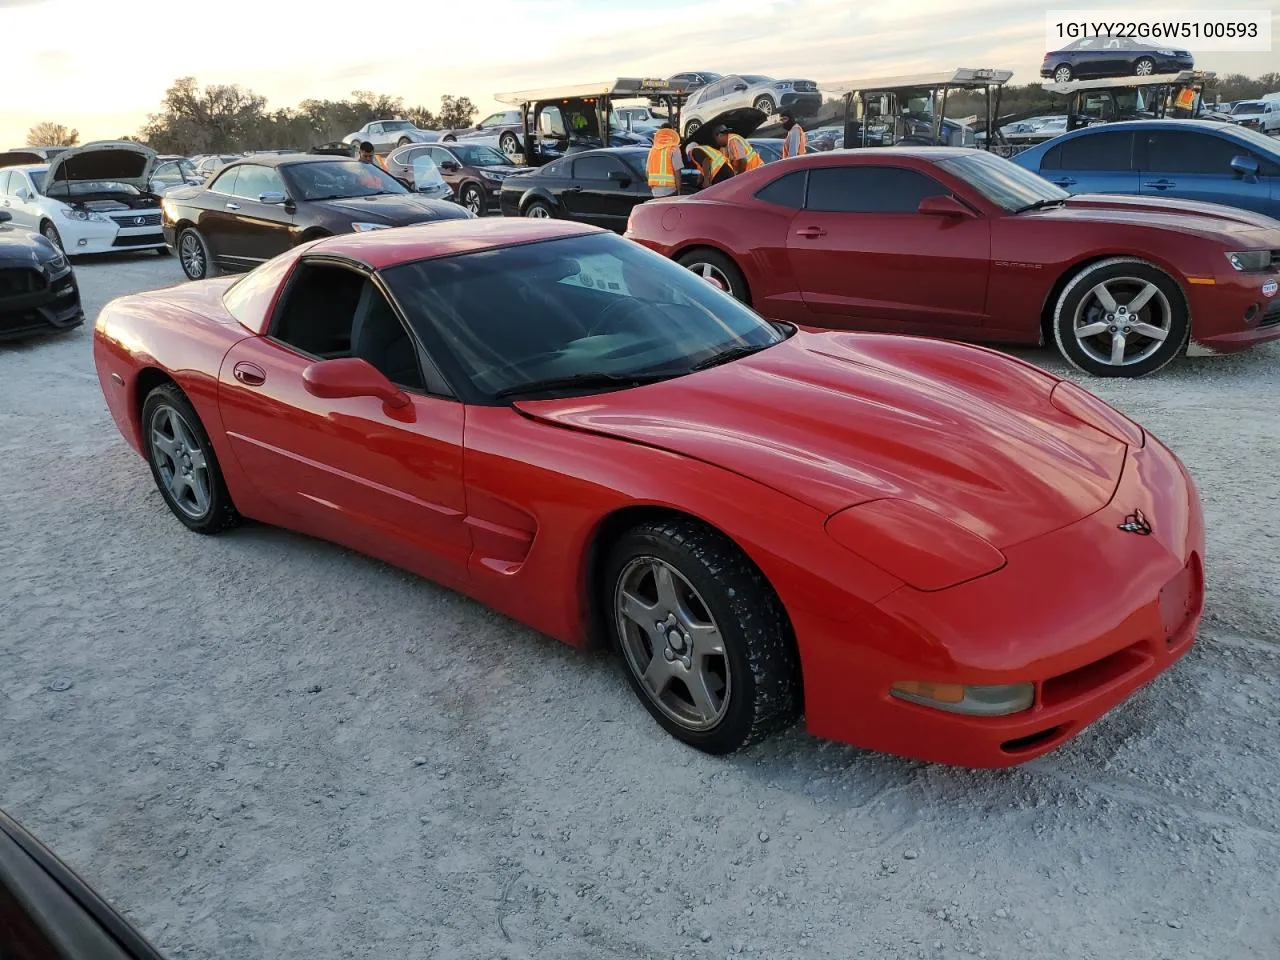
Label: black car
xmin=1041 ymin=37 xmax=1194 ymax=82
xmin=0 ymin=210 xmax=83 ymax=340
xmin=499 ymin=148 xmax=656 ymax=232
xmin=161 ymin=154 xmax=474 ymax=280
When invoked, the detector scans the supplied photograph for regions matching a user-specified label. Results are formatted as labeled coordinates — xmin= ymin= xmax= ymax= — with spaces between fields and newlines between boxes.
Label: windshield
xmin=380 ymin=232 xmax=785 ymax=400
xmin=1226 ymin=125 xmax=1280 ymax=153
xmin=282 ymin=160 xmax=409 ymax=200
xmin=29 ymin=171 xmax=46 ymax=192
xmin=449 ymin=144 xmax=509 ymax=167
xmin=1232 ymin=102 xmax=1266 ymax=114
xmin=741 ymin=75 xmax=772 ymax=85
xmin=383 ymin=121 xmax=415 ymax=131
xmin=935 ymin=151 xmax=1069 ymax=213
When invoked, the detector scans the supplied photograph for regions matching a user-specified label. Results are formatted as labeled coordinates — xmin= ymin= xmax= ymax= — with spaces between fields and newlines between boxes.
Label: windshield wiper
xmin=1014 ymin=198 xmax=1066 ymax=214
xmin=494 ymin=371 xmax=674 ymax=400
xmin=690 ymin=342 xmax=772 ymax=372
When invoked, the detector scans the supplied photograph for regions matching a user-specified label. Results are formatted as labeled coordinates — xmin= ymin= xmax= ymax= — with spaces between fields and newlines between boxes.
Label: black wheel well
xmin=300 ymin=227 xmax=331 ymax=243
xmin=133 ymin=367 xmax=178 ymax=426
xmin=672 ymin=244 xmax=753 ymax=306
xmin=521 ymin=192 xmax=556 ymax=213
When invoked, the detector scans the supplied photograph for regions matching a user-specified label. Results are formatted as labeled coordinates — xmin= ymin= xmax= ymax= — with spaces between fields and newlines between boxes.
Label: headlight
xmin=824 ymin=499 xmax=1006 ymax=592
xmin=1226 ymin=250 xmax=1271 ymax=272
xmin=1157 ymin=48 xmax=1175 ymax=56
xmin=774 ymin=81 xmax=793 ymax=90
xmin=350 ymin=222 xmax=391 ymax=232
xmin=480 ymin=170 xmax=504 ymax=181
xmin=890 ymin=681 xmax=1035 ymax=717
xmin=44 ymin=252 xmax=68 ymax=273
xmin=59 ymin=208 xmax=107 ymax=222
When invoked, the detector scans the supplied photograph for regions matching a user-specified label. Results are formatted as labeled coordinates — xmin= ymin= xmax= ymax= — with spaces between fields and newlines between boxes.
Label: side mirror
xmin=917 ymin=194 xmax=975 ymax=217
xmin=302 ymin=357 xmax=410 ymax=409
xmin=607 ymin=169 xmax=630 ymax=184
xmin=734 ymin=83 xmax=748 ymax=91
xmin=440 ymin=160 xmax=460 ymax=172
xmin=475 ymin=123 xmax=484 ymax=130
xmin=15 ymin=188 xmax=30 ymax=201
xmin=259 ymin=192 xmax=287 ymax=204
xmin=1230 ymin=154 xmax=1259 ymax=180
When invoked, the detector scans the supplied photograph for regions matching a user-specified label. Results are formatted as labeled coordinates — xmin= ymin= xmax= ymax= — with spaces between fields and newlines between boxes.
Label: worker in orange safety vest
xmin=687 ymin=142 xmax=733 ymax=188
xmin=779 ymin=107 xmax=807 ymax=158
xmin=715 ymin=124 xmax=763 ymax=174
xmin=645 ymin=125 xmax=684 ymax=197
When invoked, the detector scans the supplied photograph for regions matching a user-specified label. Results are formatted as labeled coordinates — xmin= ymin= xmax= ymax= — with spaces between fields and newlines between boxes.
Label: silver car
xmin=680 ymin=74 xmax=822 ymax=136
xmin=440 ymin=110 xmax=527 ymax=160
xmin=342 ymin=119 xmax=439 ymax=155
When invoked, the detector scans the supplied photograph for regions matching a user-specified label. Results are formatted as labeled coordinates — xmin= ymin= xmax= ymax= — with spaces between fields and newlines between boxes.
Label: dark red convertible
xmin=624 ymin=148 xmax=1280 ymax=377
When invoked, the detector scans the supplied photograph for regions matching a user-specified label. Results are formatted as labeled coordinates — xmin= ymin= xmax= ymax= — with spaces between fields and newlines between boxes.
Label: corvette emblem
xmin=1118 ymin=509 xmax=1152 ymax=535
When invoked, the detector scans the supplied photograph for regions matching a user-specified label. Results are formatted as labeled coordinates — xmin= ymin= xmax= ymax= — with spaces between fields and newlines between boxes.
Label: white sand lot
xmin=2 ymin=252 xmax=1278 ymax=960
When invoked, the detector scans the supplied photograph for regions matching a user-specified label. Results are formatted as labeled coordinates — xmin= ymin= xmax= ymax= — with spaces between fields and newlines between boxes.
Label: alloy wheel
xmin=525 ymin=203 xmax=550 ymax=218
xmin=614 ymin=556 xmax=732 ymax=732
xmin=1072 ymin=277 xmax=1172 ymax=368
xmin=149 ymin=404 xmax=212 ymax=519
xmin=500 ymin=134 xmax=521 ymax=159
xmin=179 ymin=232 xmax=205 ymax=279
xmin=41 ymin=224 xmax=63 ymax=252
xmin=1135 ymin=59 xmax=1155 ymax=76
xmin=462 ymin=186 xmax=483 ymax=215
xmin=685 ymin=260 xmax=731 ymax=293
xmin=1054 ymin=66 xmax=1072 ymax=82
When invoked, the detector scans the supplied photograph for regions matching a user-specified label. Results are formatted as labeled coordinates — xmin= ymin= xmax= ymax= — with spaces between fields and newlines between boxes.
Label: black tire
xmin=499 ymin=131 xmax=521 ymax=158
xmin=684 ymin=118 xmax=702 ymax=137
xmin=1053 ymin=64 xmax=1073 ymax=83
xmin=176 ymin=227 xmax=215 ymax=280
xmin=40 ymin=221 xmax=64 ymax=252
xmin=1134 ymin=57 xmax=1156 ymax=76
xmin=523 ymin=198 xmax=554 ymax=219
xmin=753 ymin=95 xmax=776 ymax=116
xmin=442 ymin=134 xmax=456 ymax=142
xmin=605 ymin=518 xmax=801 ymax=754
xmin=141 ymin=383 xmax=242 ymax=535
xmin=397 ymin=136 xmax=412 ymax=147
xmin=1051 ymin=257 xmax=1189 ymax=378
xmin=676 ymin=248 xmax=749 ymax=304
xmin=460 ymin=183 xmax=486 ymax=216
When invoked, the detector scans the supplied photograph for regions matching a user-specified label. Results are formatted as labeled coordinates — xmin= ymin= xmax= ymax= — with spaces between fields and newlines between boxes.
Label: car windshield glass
xmin=741 ymin=75 xmax=772 ymax=84
xmin=283 ymin=160 xmax=409 ymax=200
xmin=935 ymin=152 xmax=1069 ymax=212
xmin=450 ymin=144 xmax=509 ymax=167
xmin=381 ymin=232 xmax=785 ymax=400
xmin=1232 ymin=102 xmax=1265 ymax=114
xmin=383 ymin=121 xmax=414 ymax=131
xmin=29 ymin=171 xmax=46 ymax=192
xmin=1226 ymin=125 xmax=1280 ymax=152
xmin=46 ymin=179 xmax=140 ymax=197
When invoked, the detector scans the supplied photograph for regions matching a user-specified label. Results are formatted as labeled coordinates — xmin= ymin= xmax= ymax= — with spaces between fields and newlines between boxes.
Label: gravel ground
xmin=2 ymin=252 xmax=1279 ymax=960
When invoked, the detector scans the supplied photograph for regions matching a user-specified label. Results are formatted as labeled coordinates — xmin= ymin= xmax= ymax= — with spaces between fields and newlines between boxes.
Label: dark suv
xmin=417 ymin=142 xmax=525 ymax=216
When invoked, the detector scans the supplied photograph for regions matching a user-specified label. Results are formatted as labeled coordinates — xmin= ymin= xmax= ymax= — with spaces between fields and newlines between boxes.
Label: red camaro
xmin=624 ymin=147 xmax=1280 ymax=378
xmin=95 ymin=219 xmax=1204 ymax=767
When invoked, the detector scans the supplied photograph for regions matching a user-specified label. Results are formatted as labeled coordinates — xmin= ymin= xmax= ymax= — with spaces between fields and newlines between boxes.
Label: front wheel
xmin=753 ymin=95 xmax=776 ymax=116
xmin=676 ymin=249 xmax=749 ymax=303
xmin=606 ymin=518 xmax=801 ymax=753
xmin=1051 ymin=257 xmax=1189 ymax=377
xmin=40 ymin=221 xmax=64 ymax=252
xmin=397 ymin=136 xmax=412 ymax=147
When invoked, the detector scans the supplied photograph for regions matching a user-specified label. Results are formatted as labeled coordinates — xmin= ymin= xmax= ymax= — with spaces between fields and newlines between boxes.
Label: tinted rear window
xmin=1041 ymin=131 xmax=1134 ymax=171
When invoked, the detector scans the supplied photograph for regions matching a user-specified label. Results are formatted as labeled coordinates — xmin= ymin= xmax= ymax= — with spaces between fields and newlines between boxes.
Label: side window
xmin=573 ymin=155 xmax=621 ymax=180
xmin=271 ymin=263 xmax=425 ymax=391
xmin=1144 ymin=132 xmax=1244 ymax=174
xmin=231 ymin=165 xmax=284 ymax=200
xmin=754 ymin=170 xmax=806 ymax=208
xmin=208 ymin=166 xmax=240 ymax=195
xmin=425 ymin=146 xmax=450 ymax=165
xmin=479 ymin=113 xmax=504 ymax=128
xmin=222 ymin=253 xmax=298 ymax=330
xmin=153 ymin=161 xmax=178 ymax=181
xmin=1050 ymin=132 xmax=1134 ymax=171
xmin=9 ymin=172 xmax=31 ymax=196
xmin=805 ymin=167 xmax=947 ymax=213
xmin=0 ymin=172 xmax=10 ymax=195
xmin=367 ymin=123 xmax=383 ymax=136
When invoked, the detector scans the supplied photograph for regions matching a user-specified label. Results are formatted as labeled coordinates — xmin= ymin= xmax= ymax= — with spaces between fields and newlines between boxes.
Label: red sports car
xmin=624 ymin=147 xmax=1280 ymax=378
xmin=94 ymin=219 xmax=1204 ymax=767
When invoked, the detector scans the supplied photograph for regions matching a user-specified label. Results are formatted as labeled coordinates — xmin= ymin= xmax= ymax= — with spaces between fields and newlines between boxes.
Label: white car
xmin=0 ymin=141 xmax=166 ymax=255
xmin=679 ymin=74 xmax=822 ymax=136
xmin=1227 ymin=100 xmax=1280 ymax=135
xmin=342 ymin=119 xmax=439 ymax=155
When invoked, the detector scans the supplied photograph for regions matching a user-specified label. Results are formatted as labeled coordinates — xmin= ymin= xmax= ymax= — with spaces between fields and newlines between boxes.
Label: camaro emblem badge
xmin=1118 ymin=509 xmax=1152 ymax=536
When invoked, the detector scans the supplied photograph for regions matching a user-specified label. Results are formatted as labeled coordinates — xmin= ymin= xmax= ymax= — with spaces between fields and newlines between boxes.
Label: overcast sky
xmin=2 ymin=0 xmax=1276 ymax=146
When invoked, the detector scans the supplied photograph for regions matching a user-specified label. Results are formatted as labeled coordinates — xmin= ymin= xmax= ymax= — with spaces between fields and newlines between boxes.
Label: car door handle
xmin=1052 ymin=177 xmax=1077 ymax=186
xmin=795 ymin=226 xmax=827 ymax=238
xmin=233 ymin=361 xmax=266 ymax=386
xmin=225 ymin=202 xmax=241 ymax=210
xmin=1143 ymin=180 xmax=1175 ymax=189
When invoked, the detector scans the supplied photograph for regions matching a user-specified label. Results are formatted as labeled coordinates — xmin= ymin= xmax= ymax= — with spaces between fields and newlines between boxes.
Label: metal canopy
xmin=495 ymin=77 xmax=690 ymax=105
xmin=822 ymin=68 xmax=1014 ymax=96
xmin=1041 ymin=70 xmax=1215 ymax=94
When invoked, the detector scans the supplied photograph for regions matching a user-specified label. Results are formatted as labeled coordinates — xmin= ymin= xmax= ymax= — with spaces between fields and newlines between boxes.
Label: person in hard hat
xmin=645 ymin=124 xmax=684 ymax=198
xmin=714 ymin=124 xmax=763 ymax=174
xmin=779 ymin=108 xmax=807 ymax=159
xmin=687 ymin=142 xmax=733 ymax=188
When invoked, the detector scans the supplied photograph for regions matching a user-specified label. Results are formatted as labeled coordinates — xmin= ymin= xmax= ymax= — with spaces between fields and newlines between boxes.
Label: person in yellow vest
xmin=687 ymin=142 xmax=733 ymax=189
xmin=779 ymin=108 xmax=807 ymax=159
xmin=714 ymin=124 xmax=763 ymax=174
xmin=645 ymin=125 xmax=684 ymax=198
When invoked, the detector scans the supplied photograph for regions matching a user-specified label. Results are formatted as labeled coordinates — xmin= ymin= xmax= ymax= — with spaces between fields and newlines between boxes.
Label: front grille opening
xmin=1041 ymin=641 xmax=1151 ymax=709
xmin=1001 ymin=724 xmax=1069 ymax=755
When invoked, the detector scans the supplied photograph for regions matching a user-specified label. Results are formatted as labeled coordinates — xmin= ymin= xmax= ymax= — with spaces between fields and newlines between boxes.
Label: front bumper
xmin=794 ymin=434 xmax=1204 ymax=767
xmin=0 ymin=266 xmax=84 ymax=340
xmin=59 ymin=216 xmax=165 ymax=255
xmin=1185 ymin=267 xmax=1280 ymax=353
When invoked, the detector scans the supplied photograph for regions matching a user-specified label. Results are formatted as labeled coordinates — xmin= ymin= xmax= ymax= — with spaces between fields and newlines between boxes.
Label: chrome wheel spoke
xmin=687 ymin=621 xmax=724 ymax=657
xmin=1090 ymin=282 xmax=1119 ymax=313
xmin=618 ymin=588 xmax=659 ymax=628
xmin=1130 ymin=321 xmax=1168 ymax=341
xmin=653 ymin=564 xmax=682 ymax=614
xmin=151 ymin=430 xmax=178 ymax=461
xmin=1075 ymin=321 xmax=1109 ymax=338
xmin=1126 ymin=282 xmax=1159 ymax=312
xmin=642 ymin=654 xmax=673 ymax=695
xmin=1109 ymin=332 xmax=1128 ymax=365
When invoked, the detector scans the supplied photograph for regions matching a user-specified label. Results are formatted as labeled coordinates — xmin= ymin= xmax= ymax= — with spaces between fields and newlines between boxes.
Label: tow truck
xmin=817 ymin=68 xmax=1015 ymax=153
xmin=492 ymin=78 xmax=691 ymax=167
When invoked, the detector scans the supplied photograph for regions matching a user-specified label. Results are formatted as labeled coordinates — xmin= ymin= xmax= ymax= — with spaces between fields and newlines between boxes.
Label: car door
xmin=365 ymin=122 xmax=385 ymax=152
xmin=2 ymin=171 xmax=40 ymax=229
xmin=225 ymin=164 xmax=295 ymax=264
xmin=1138 ymin=129 xmax=1268 ymax=213
xmin=217 ymin=259 xmax=471 ymax=584
xmin=426 ymin=145 xmax=462 ymax=194
xmin=786 ymin=165 xmax=992 ymax=329
xmin=198 ymin=165 xmax=242 ymax=264
xmin=565 ymin=154 xmax=636 ymax=228
xmin=1035 ymin=130 xmax=1139 ymax=195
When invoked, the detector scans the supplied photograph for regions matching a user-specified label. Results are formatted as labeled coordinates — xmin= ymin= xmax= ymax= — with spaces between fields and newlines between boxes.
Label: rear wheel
xmin=753 ymin=95 xmax=776 ymax=116
xmin=1053 ymin=64 xmax=1073 ymax=83
xmin=523 ymin=199 xmax=553 ymax=219
xmin=1052 ymin=257 xmax=1189 ymax=378
xmin=1134 ymin=57 xmax=1156 ymax=76
xmin=606 ymin=518 xmax=801 ymax=753
xmin=177 ymin=227 xmax=215 ymax=280
xmin=460 ymin=183 xmax=486 ymax=216
xmin=141 ymin=383 xmax=242 ymax=534
xmin=676 ymin=249 xmax=749 ymax=303
xmin=40 ymin=221 xmax=63 ymax=252
xmin=684 ymin=119 xmax=702 ymax=137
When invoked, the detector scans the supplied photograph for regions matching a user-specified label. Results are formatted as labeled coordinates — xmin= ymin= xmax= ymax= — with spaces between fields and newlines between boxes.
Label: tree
xmin=406 ymin=105 xmax=437 ymax=130
xmin=140 ymin=76 xmax=269 ymax=154
xmin=26 ymin=122 xmax=79 ymax=147
xmin=437 ymin=94 xmax=477 ymax=130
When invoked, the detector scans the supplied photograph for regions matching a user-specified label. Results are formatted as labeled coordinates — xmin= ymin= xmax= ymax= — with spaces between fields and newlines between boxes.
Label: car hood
xmin=311 ymin=194 xmax=473 ymax=224
xmin=0 ymin=151 xmax=43 ymax=169
xmin=1028 ymin=193 xmax=1280 ymax=243
xmin=516 ymin=331 xmax=1128 ymax=550
xmin=45 ymin=140 xmax=157 ymax=191
xmin=0 ymin=226 xmax=58 ymax=264
xmin=685 ymin=108 xmax=767 ymax=148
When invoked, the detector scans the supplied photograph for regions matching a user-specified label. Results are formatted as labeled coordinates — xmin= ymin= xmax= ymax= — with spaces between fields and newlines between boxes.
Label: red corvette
xmin=94 ymin=219 xmax=1204 ymax=767
xmin=624 ymin=147 xmax=1280 ymax=378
